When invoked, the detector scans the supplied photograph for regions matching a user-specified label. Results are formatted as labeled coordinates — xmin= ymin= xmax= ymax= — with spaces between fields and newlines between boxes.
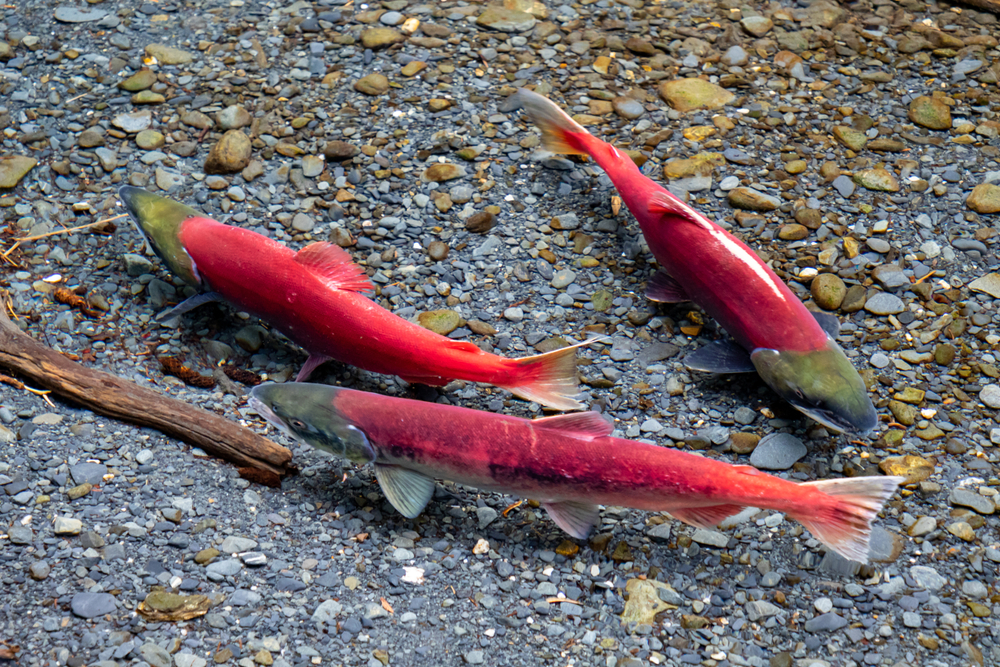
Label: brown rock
xmin=354 ymin=73 xmax=389 ymax=95
xmin=466 ymin=211 xmax=496 ymax=234
xmin=204 ymin=130 xmax=252 ymax=174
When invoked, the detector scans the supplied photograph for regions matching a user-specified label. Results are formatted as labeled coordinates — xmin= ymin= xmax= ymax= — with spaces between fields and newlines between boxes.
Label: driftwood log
xmin=0 ymin=294 xmax=292 ymax=479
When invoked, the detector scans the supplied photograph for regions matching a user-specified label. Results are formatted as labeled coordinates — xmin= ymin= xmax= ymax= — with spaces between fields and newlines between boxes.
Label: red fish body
xmin=250 ymin=383 xmax=903 ymax=563
xmin=119 ymin=187 xmax=586 ymax=410
xmin=518 ymin=89 xmax=877 ymax=434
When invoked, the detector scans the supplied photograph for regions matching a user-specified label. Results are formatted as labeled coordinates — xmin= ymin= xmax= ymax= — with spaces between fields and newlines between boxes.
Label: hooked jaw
xmin=118 ymin=186 xmax=203 ymax=287
xmin=249 ymin=383 xmax=376 ymax=464
xmin=751 ymin=340 xmax=878 ymax=435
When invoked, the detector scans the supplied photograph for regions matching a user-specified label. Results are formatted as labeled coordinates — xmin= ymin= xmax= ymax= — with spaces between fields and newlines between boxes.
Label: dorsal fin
xmin=648 ymin=191 xmax=712 ymax=229
xmin=295 ymin=243 xmax=374 ymax=295
xmin=532 ymin=412 xmax=613 ymax=439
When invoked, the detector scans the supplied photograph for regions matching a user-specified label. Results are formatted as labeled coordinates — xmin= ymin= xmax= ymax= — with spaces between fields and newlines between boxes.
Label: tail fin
xmin=518 ymin=88 xmax=591 ymax=156
xmin=501 ymin=339 xmax=600 ymax=411
xmin=793 ymin=476 xmax=904 ymax=563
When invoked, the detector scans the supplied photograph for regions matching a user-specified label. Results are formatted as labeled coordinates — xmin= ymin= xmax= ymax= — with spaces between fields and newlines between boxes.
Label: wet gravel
xmin=2 ymin=0 xmax=1000 ymax=666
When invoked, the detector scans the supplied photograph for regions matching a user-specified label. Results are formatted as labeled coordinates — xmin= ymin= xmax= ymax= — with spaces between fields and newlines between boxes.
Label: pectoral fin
xmin=374 ymin=464 xmax=435 ymax=519
xmin=543 ymin=500 xmax=601 ymax=539
xmin=296 ymin=353 xmax=333 ymax=382
xmin=154 ymin=291 xmax=223 ymax=322
xmin=811 ymin=310 xmax=841 ymax=338
xmin=646 ymin=270 xmax=690 ymax=303
xmin=669 ymin=504 xmax=745 ymax=529
xmin=683 ymin=340 xmax=756 ymax=374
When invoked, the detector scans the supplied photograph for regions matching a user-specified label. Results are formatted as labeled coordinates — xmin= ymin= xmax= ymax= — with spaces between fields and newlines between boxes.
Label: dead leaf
xmin=380 ymin=597 xmax=394 ymax=615
xmin=137 ymin=588 xmax=213 ymax=622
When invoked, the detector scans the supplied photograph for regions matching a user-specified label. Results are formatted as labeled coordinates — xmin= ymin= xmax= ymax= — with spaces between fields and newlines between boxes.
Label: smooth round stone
xmin=503 ymin=307 xmax=523 ymax=322
xmin=291 ymin=213 xmax=314 ymax=233
xmin=612 ymin=97 xmax=644 ymax=120
xmin=864 ymin=292 xmax=904 ymax=315
xmin=427 ymin=241 xmax=449 ymax=261
xmin=749 ymin=433 xmax=806 ymax=470
xmin=551 ymin=270 xmax=576 ymax=289
xmin=135 ymin=130 xmax=164 ymax=150
xmin=870 ymin=353 xmax=890 ymax=368
xmin=379 ymin=11 xmax=403 ymax=25
xmin=980 ymin=384 xmax=1000 ymax=409
xmin=71 ymin=592 xmax=117 ymax=618
xmin=721 ymin=45 xmax=748 ymax=67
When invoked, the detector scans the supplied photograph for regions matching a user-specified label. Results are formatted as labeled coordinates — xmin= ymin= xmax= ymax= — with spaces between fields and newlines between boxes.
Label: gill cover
xmin=751 ymin=338 xmax=877 ymax=435
xmin=248 ymin=383 xmax=376 ymax=464
xmin=118 ymin=186 xmax=203 ymax=287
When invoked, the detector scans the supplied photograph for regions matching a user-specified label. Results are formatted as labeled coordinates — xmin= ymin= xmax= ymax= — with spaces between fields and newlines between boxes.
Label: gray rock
xmin=220 ymin=536 xmax=258 ymax=553
xmin=980 ymin=384 xmax=1000 ymax=409
xmin=54 ymin=7 xmax=108 ymax=22
xmin=804 ymin=612 xmax=848 ymax=632
xmin=749 ymin=433 xmax=806 ymax=470
xmin=691 ymin=529 xmax=728 ymax=548
xmin=647 ymin=523 xmax=671 ymax=541
xmin=464 ymin=650 xmax=485 ymax=665
xmin=70 ymin=462 xmax=107 ymax=486
xmin=206 ymin=558 xmax=243 ymax=578
xmin=54 ymin=517 xmax=83 ymax=535
xmin=910 ymin=565 xmax=947 ymax=591
xmin=477 ymin=506 xmax=498 ymax=529
xmin=71 ymin=592 xmax=117 ymax=618
xmin=746 ymin=600 xmax=780 ymax=621
xmin=864 ymin=292 xmax=905 ymax=315
xmin=122 ymin=253 xmax=155 ymax=277
xmin=9 ymin=526 xmax=33 ymax=544
xmin=949 ymin=487 xmax=995 ymax=515
xmin=832 ymin=175 xmax=855 ymax=197
xmin=139 ymin=643 xmax=173 ymax=667
xmin=312 ymin=599 xmax=343 ymax=624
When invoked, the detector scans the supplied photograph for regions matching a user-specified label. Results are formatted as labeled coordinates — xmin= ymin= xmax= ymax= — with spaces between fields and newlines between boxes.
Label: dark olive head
xmin=249 ymin=383 xmax=376 ymax=464
xmin=752 ymin=338 xmax=877 ymax=435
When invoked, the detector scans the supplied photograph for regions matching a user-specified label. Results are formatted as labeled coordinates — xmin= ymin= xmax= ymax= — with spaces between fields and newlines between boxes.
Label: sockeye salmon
xmin=517 ymin=89 xmax=878 ymax=434
xmin=250 ymin=382 xmax=902 ymax=563
xmin=119 ymin=186 xmax=589 ymax=410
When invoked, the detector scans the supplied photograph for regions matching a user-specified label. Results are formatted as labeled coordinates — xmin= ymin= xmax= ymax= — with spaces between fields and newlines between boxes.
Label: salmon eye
xmin=290 ymin=419 xmax=307 ymax=430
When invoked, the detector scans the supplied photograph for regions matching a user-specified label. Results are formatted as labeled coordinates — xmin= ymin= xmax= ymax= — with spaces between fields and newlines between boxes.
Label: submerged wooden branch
xmin=0 ymin=293 xmax=292 ymax=478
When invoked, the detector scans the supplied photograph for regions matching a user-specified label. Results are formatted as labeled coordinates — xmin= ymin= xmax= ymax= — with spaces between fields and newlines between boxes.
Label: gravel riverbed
xmin=1 ymin=0 xmax=999 ymax=666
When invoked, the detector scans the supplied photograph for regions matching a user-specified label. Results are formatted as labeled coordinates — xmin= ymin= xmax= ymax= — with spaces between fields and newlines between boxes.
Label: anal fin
xmin=154 ymin=292 xmax=222 ymax=322
xmin=543 ymin=500 xmax=601 ymax=539
xmin=646 ymin=269 xmax=690 ymax=303
xmin=374 ymin=464 xmax=435 ymax=519
xmin=683 ymin=340 xmax=756 ymax=374
xmin=669 ymin=504 xmax=745 ymax=529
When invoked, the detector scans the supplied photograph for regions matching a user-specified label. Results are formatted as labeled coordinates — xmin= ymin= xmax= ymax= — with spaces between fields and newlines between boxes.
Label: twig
xmin=3 ymin=215 xmax=125 ymax=259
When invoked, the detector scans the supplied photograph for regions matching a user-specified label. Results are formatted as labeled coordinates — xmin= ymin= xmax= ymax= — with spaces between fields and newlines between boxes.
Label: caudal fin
xmin=793 ymin=476 xmax=904 ymax=563
xmin=501 ymin=339 xmax=599 ymax=411
xmin=518 ymin=88 xmax=591 ymax=156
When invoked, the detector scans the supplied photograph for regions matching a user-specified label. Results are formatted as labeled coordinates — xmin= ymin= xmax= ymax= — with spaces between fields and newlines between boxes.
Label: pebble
xmin=864 ymin=292 xmax=905 ymax=315
xmin=749 ymin=433 xmax=806 ymax=470
xmin=71 ymin=593 xmax=116 ymax=619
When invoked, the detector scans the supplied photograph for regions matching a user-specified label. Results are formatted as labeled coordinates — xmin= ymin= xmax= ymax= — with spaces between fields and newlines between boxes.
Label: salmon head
xmin=118 ymin=186 xmax=203 ymax=287
xmin=249 ymin=383 xmax=376 ymax=464
xmin=751 ymin=338 xmax=877 ymax=435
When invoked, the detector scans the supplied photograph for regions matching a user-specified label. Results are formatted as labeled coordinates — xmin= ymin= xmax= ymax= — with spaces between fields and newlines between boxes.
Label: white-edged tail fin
xmin=793 ymin=476 xmax=904 ymax=563
xmin=518 ymin=88 xmax=590 ymax=156
xmin=502 ymin=339 xmax=599 ymax=411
